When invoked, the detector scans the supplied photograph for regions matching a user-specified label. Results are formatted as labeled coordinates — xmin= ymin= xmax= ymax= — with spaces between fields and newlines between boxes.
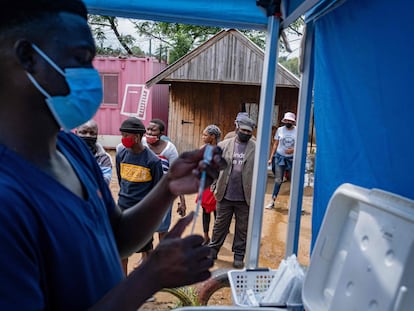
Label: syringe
xmin=191 ymin=144 xmax=214 ymax=234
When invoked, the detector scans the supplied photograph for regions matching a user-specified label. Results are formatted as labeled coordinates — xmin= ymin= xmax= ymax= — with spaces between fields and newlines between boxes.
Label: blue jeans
xmin=271 ymin=154 xmax=293 ymax=199
xmin=157 ymin=203 xmax=172 ymax=233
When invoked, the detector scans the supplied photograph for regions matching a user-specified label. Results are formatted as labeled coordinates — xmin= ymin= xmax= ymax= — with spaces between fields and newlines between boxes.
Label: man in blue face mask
xmin=0 ymin=1 xmax=227 ymax=310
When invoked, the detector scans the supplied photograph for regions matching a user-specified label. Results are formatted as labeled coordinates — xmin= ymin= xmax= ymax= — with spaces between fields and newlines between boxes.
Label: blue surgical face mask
xmin=26 ymin=44 xmax=103 ymax=131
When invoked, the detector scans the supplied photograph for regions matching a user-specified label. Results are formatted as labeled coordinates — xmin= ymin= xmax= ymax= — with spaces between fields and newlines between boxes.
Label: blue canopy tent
xmin=84 ymin=0 xmax=414 ymax=268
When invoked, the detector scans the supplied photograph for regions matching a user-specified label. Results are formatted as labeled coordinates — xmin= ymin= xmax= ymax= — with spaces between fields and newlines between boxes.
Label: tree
xmin=132 ymin=21 xmax=221 ymax=63
xmin=89 ymin=15 xmax=145 ymax=56
xmin=88 ymin=16 xmax=304 ymax=62
xmin=279 ymin=56 xmax=300 ymax=77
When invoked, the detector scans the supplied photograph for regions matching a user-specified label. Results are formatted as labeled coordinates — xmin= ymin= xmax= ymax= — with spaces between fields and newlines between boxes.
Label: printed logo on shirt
xmin=232 ymin=152 xmax=245 ymax=165
xmin=120 ymin=163 xmax=152 ymax=182
xmin=281 ymin=136 xmax=295 ymax=148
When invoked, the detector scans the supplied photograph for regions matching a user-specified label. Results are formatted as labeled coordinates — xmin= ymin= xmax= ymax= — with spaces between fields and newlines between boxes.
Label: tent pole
xmin=285 ymin=21 xmax=315 ymax=257
xmin=245 ymin=15 xmax=280 ymax=269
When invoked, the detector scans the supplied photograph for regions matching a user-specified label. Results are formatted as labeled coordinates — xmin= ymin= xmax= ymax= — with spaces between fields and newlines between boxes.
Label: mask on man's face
xmin=80 ymin=136 xmax=97 ymax=153
xmin=121 ymin=136 xmax=135 ymax=148
xmin=237 ymin=131 xmax=252 ymax=143
xmin=25 ymin=44 xmax=103 ymax=132
xmin=285 ymin=123 xmax=293 ymax=129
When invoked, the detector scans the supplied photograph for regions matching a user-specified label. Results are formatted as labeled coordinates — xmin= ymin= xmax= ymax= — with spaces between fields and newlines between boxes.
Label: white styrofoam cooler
xmin=303 ymin=183 xmax=414 ymax=311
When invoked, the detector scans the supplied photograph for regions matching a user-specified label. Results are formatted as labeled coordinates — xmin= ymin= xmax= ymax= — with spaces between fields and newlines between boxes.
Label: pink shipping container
xmin=92 ymin=56 xmax=169 ymax=148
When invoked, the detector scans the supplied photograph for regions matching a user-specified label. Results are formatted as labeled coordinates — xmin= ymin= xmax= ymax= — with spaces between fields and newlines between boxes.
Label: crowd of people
xmin=112 ymin=111 xmax=295 ymax=272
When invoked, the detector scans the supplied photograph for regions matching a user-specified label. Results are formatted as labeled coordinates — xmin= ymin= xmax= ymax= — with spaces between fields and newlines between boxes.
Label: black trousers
xmin=209 ymin=199 xmax=249 ymax=260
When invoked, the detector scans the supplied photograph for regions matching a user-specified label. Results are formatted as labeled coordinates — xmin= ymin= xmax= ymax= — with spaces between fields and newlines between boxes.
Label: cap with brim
xmin=120 ymin=117 xmax=146 ymax=134
xmin=282 ymin=112 xmax=296 ymax=122
xmin=236 ymin=114 xmax=255 ymax=132
xmin=235 ymin=112 xmax=249 ymax=122
xmin=239 ymin=124 xmax=253 ymax=131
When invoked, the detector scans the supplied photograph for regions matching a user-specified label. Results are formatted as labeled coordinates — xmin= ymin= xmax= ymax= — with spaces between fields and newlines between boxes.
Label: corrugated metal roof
xmin=146 ymin=29 xmax=300 ymax=88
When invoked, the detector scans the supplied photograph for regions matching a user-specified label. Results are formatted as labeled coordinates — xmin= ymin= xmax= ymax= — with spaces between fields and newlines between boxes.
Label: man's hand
xmin=140 ymin=212 xmax=213 ymax=289
xmin=176 ymin=202 xmax=186 ymax=217
xmin=167 ymin=146 xmax=227 ymax=196
xmin=285 ymin=147 xmax=294 ymax=155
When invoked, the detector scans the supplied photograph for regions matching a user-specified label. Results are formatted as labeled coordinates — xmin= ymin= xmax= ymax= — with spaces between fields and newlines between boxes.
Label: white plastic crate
xmin=303 ymin=183 xmax=414 ymax=311
xmin=228 ymin=268 xmax=277 ymax=307
xmin=228 ymin=269 xmax=303 ymax=310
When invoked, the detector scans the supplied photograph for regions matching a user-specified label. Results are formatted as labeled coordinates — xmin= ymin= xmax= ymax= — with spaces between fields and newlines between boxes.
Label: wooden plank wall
xmin=168 ymin=82 xmax=299 ymax=153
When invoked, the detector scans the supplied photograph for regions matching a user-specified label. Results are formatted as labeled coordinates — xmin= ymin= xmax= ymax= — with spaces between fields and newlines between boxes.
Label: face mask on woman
xmin=285 ymin=123 xmax=293 ymax=129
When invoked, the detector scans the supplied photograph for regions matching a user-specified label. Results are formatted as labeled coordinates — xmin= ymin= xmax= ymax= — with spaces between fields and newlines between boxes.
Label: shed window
xmin=101 ymin=73 xmax=119 ymax=106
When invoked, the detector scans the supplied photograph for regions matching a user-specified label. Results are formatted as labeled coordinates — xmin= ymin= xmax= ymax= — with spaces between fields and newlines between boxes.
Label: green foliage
xmin=279 ymin=56 xmax=300 ymax=77
xmin=240 ymin=30 xmax=266 ymax=49
xmin=132 ymin=21 xmax=221 ymax=63
xmin=89 ymin=15 xmax=143 ymax=56
xmin=88 ymin=15 xmax=304 ymax=62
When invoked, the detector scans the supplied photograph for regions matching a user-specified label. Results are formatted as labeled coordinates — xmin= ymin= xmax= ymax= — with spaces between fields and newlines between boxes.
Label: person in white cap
xmin=266 ymin=112 xmax=297 ymax=209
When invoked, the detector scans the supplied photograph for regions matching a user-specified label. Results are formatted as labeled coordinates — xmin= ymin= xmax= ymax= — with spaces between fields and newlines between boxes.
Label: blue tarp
xmin=312 ymin=0 xmax=414 ymax=245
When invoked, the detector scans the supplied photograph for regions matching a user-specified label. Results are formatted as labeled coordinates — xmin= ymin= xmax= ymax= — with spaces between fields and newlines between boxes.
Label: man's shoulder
xmin=223 ymin=131 xmax=236 ymax=140
xmin=218 ymin=137 xmax=235 ymax=146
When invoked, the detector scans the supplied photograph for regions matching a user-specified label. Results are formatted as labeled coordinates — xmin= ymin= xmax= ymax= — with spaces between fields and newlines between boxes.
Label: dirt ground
xmin=108 ymin=151 xmax=312 ymax=310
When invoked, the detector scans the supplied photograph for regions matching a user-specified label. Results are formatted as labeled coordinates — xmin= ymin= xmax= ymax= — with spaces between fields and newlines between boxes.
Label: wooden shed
xmin=146 ymin=29 xmax=300 ymax=153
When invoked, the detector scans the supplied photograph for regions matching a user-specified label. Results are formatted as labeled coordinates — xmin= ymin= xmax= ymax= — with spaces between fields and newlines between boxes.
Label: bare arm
xmin=268 ymin=139 xmax=279 ymax=164
xmin=89 ymin=212 xmax=212 ymax=311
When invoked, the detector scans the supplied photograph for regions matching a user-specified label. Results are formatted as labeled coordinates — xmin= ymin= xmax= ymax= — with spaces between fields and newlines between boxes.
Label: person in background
xmin=0 ymin=1 xmax=227 ymax=309
xmin=116 ymin=117 xmax=164 ymax=276
xmin=223 ymin=112 xmax=256 ymax=141
xmin=143 ymin=118 xmax=187 ymax=241
xmin=266 ymin=112 xmax=297 ymax=209
xmin=197 ymin=124 xmax=222 ymax=245
xmin=76 ymin=119 xmax=113 ymax=185
xmin=208 ymin=113 xmax=256 ymax=269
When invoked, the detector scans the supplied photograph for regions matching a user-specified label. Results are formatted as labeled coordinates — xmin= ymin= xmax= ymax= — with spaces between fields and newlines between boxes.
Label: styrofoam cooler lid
xmin=302 ymin=183 xmax=414 ymax=311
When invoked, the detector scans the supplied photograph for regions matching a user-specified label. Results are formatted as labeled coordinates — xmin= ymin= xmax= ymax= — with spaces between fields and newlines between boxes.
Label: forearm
xmin=114 ymin=176 xmax=176 ymax=257
xmin=269 ymin=141 xmax=278 ymax=160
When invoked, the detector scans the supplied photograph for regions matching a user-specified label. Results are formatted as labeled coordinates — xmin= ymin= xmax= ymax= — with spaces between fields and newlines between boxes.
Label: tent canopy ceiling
xmin=84 ymin=0 xmax=268 ymax=30
xmin=83 ymin=0 xmax=310 ymax=30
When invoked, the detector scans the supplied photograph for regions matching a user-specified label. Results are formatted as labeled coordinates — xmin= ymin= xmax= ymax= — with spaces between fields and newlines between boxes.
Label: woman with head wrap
xmin=197 ymin=124 xmax=222 ymax=244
